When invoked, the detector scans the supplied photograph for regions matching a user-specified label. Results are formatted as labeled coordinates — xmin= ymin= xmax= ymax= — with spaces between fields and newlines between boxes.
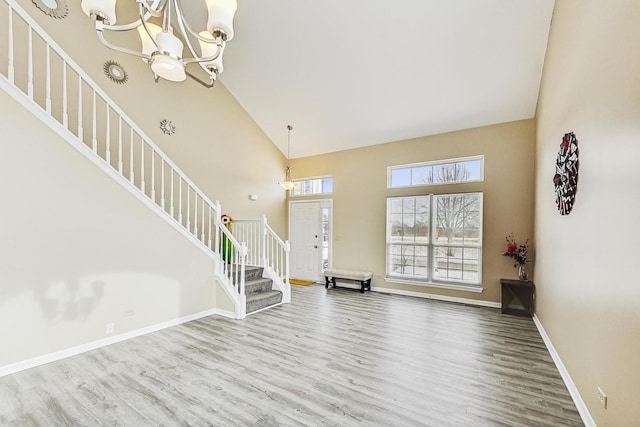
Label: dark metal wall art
xmin=553 ymin=132 xmax=580 ymax=215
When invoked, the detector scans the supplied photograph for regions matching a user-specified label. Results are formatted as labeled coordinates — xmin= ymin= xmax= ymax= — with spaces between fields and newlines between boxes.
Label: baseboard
xmin=245 ymin=302 xmax=283 ymax=317
xmin=0 ymin=307 xmax=233 ymax=378
xmin=214 ymin=308 xmax=237 ymax=319
xmin=533 ymin=314 xmax=596 ymax=427
xmin=327 ymin=282 xmax=501 ymax=308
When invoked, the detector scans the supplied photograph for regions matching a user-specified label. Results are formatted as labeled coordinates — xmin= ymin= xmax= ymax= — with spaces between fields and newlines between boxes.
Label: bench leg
xmin=360 ymin=280 xmax=365 ymax=293
xmin=366 ymin=278 xmax=371 ymax=291
xmin=325 ymin=276 xmax=337 ymax=289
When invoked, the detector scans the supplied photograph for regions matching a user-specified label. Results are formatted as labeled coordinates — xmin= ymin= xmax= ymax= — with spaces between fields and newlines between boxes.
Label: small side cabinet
xmin=500 ymin=279 xmax=535 ymax=317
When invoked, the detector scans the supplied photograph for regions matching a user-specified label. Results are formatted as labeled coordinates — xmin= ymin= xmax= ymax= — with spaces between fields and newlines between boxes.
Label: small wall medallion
xmin=160 ymin=119 xmax=176 ymax=136
xmin=104 ymin=61 xmax=128 ymax=85
xmin=32 ymin=0 xmax=69 ymax=19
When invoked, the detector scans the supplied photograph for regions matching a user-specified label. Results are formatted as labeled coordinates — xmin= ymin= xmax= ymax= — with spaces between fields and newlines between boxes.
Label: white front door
xmin=290 ymin=201 xmax=321 ymax=282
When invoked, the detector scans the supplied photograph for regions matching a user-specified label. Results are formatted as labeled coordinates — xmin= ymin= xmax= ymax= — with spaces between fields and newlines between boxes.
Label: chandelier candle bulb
xmin=206 ymin=0 xmax=238 ymax=39
xmin=81 ymin=0 xmax=116 ymax=24
xmin=137 ymin=23 xmax=162 ymax=63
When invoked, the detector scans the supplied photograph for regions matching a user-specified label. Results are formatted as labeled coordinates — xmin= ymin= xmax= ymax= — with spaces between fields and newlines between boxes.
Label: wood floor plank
xmin=0 ymin=284 xmax=584 ymax=426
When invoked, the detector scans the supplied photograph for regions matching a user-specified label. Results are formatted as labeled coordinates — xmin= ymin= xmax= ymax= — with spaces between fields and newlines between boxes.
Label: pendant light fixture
xmin=279 ymin=125 xmax=296 ymax=191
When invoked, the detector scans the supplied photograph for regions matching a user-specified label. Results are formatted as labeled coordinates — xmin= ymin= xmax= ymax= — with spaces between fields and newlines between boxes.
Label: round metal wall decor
xmin=103 ymin=61 xmax=128 ymax=85
xmin=160 ymin=119 xmax=176 ymax=136
xmin=553 ymin=132 xmax=580 ymax=215
xmin=32 ymin=0 xmax=68 ymax=19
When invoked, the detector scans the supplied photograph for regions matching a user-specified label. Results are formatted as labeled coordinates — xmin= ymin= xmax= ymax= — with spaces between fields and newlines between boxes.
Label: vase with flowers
xmin=502 ymin=233 xmax=530 ymax=280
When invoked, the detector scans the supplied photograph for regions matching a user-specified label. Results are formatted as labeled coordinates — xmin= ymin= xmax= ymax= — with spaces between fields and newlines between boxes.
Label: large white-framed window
xmin=291 ymin=176 xmax=334 ymax=197
xmin=386 ymin=192 xmax=483 ymax=287
xmin=388 ymin=156 xmax=484 ymax=188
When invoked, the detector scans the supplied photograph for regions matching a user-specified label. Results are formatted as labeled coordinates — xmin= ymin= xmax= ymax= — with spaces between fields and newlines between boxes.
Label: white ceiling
xmin=219 ymin=0 xmax=555 ymax=159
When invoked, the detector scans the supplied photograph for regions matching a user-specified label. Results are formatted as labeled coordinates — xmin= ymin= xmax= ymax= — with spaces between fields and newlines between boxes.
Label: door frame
xmin=288 ymin=198 xmax=333 ymax=282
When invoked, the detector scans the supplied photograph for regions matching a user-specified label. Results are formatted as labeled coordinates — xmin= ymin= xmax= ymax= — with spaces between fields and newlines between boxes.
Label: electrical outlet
xmin=122 ymin=309 xmax=135 ymax=318
xmin=597 ymin=386 xmax=607 ymax=409
xmin=105 ymin=322 xmax=115 ymax=334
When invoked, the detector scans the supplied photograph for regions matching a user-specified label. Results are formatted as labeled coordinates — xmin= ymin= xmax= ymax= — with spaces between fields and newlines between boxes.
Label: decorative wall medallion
xmin=553 ymin=132 xmax=580 ymax=215
xmin=31 ymin=0 xmax=69 ymax=19
xmin=160 ymin=119 xmax=176 ymax=136
xmin=103 ymin=61 xmax=128 ymax=84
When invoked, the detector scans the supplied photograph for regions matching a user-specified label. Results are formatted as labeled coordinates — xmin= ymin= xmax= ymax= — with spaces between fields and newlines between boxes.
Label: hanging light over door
xmin=279 ymin=125 xmax=296 ymax=191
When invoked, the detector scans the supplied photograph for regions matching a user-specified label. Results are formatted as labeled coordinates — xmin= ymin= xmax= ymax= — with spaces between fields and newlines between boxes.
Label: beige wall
xmin=291 ymin=119 xmax=535 ymax=303
xmin=535 ymin=0 xmax=640 ymax=425
xmin=0 ymin=89 xmax=217 ymax=367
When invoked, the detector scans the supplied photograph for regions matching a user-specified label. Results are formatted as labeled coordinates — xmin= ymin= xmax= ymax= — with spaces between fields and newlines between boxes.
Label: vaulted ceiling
xmin=70 ymin=0 xmax=555 ymax=159
xmin=220 ymin=0 xmax=555 ymax=158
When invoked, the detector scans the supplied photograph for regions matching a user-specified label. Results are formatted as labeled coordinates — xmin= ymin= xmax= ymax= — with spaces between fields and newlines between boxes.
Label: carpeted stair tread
xmin=246 ymin=290 xmax=283 ymax=314
xmin=245 ymin=278 xmax=274 ymax=295
xmin=230 ymin=265 xmax=264 ymax=284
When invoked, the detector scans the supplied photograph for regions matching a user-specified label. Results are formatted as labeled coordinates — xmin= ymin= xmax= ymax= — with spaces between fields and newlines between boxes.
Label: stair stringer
xmin=212 ymin=257 xmax=246 ymax=319
xmin=262 ymin=266 xmax=291 ymax=304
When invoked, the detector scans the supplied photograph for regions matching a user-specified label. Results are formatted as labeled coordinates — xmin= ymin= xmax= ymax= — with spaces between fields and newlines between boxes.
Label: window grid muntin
xmin=388 ymin=156 xmax=484 ymax=188
xmin=386 ymin=192 xmax=483 ymax=286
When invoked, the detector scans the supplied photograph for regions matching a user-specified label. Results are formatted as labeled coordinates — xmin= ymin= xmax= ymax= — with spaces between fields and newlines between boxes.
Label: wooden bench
xmin=324 ymin=269 xmax=372 ymax=293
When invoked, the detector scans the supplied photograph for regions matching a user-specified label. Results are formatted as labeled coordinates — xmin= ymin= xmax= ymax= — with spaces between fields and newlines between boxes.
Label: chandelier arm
xmin=98 ymin=0 xmax=163 ymax=31
xmin=183 ymin=44 xmax=223 ymax=65
xmin=137 ymin=0 xmax=167 ymax=18
xmin=172 ymin=0 xmax=221 ymax=79
xmin=137 ymin=3 xmax=161 ymax=51
xmin=172 ymin=0 xmax=217 ymax=65
xmin=95 ymin=19 xmax=151 ymax=61
xmin=103 ymin=19 xmax=144 ymax=32
xmin=185 ymin=70 xmax=215 ymax=88
xmin=172 ymin=1 xmax=211 ymax=79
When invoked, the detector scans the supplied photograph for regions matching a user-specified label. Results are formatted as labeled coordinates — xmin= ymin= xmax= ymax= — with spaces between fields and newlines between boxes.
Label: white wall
xmin=535 ymin=1 xmax=640 ymax=425
xmin=0 ymin=89 xmax=217 ymax=367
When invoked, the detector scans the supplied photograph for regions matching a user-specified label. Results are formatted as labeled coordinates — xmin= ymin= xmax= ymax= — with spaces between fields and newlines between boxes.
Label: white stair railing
xmin=233 ymin=216 xmax=291 ymax=304
xmin=0 ymin=0 xmax=256 ymax=318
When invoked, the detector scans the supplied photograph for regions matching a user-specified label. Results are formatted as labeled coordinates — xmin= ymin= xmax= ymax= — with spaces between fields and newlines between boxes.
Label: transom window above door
xmin=291 ymin=177 xmax=333 ymax=196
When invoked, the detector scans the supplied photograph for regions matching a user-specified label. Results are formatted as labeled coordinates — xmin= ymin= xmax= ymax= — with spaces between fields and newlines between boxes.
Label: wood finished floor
xmin=0 ymin=285 xmax=584 ymax=426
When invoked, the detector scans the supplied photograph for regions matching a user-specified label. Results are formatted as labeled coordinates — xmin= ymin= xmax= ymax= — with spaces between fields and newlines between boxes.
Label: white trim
xmin=533 ymin=314 xmax=596 ymax=427
xmin=0 ymin=308 xmax=234 ymax=378
xmin=289 ymin=199 xmax=333 ymax=282
xmin=327 ymin=281 xmax=499 ymax=308
xmin=385 ymin=277 xmax=483 ymax=293
xmin=214 ymin=308 xmax=237 ymax=319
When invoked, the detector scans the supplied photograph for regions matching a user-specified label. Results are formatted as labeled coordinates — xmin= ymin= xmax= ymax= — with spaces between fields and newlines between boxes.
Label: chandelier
xmin=279 ymin=125 xmax=296 ymax=191
xmin=80 ymin=0 xmax=238 ymax=88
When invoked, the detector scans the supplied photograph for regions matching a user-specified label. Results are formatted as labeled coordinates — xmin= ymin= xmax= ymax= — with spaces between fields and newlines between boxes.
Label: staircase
xmin=243 ymin=266 xmax=283 ymax=314
xmin=0 ymin=0 xmax=290 ymax=320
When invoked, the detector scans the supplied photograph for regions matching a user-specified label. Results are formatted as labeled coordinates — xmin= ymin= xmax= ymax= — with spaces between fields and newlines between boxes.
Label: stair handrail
xmin=264 ymin=218 xmax=291 ymax=303
xmin=0 ymin=0 xmax=249 ymax=317
xmin=230 ymin=216 xmax=291 ymax=304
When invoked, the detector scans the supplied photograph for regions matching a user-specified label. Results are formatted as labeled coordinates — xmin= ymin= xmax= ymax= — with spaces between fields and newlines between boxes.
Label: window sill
xmin=385 ymin=277 xmax=483 ymax=293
